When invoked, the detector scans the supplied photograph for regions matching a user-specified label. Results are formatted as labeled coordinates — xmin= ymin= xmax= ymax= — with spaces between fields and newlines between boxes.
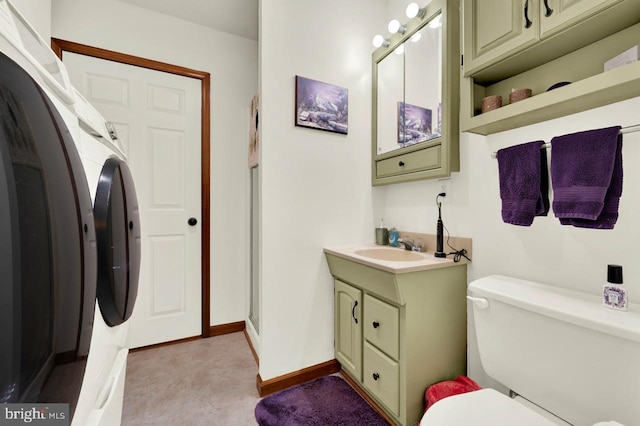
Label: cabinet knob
xmin=543 ymin=0 xmax=553 ymax=17
xmin=188 ymin=217 xmax=198 ymax=226
xmin=372 ymin=321 xmax=380 ymax=329
xmin=373 ymin=373 xmax=380 ymax=381
xmin=352 ymin=300 xmax=359 ymax=324
xmin=399 ymin=161 xmax=405 ymax=167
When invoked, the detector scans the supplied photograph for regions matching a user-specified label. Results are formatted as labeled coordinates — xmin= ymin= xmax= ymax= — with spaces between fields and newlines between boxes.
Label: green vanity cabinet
xmin=461 ymin=0 xmax=640 ymax=135
xmin=335 ymin=279 xmax=363 ymax=381
xmin=372 ymin=0 xmax=460 ymax=185
xmin=327 ymin=253 xmax=467 ymax=426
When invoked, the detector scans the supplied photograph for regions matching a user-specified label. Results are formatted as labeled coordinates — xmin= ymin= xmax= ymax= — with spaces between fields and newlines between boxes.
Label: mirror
xmin=376 ymin=12 xmax=443 ymax=156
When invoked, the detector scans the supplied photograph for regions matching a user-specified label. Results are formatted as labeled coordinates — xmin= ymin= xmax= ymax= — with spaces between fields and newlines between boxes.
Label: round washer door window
xmin=94 ymin=157 xmax=141 ymax=327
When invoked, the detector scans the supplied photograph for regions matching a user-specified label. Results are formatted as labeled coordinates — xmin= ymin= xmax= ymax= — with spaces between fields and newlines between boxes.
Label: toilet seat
xmin=420 ymin=389 xmax=626 ymax=426
xmin=420 ymin=389 xmax=557 ymax=425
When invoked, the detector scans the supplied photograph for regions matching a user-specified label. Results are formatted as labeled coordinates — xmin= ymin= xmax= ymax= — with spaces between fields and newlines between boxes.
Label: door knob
xmin=188 ymin=217 xmax=198 ymax=226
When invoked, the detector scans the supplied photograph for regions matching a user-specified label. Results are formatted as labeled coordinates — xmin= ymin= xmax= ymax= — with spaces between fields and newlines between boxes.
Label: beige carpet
xmin=122 ymin=332 xmax=260 ymax=425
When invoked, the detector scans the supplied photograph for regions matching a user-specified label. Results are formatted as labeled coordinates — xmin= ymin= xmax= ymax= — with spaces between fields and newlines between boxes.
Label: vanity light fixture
xmin=372 ymin=34 xmax=390 ymax=48
xmin=406 ymin=2 xmax=426 ymax=19
xmin=388 ymin=19 xmax=406 ymax=35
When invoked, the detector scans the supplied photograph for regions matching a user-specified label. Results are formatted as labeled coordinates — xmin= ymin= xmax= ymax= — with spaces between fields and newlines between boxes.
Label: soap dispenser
xmin=603 ymin=264 xmax=628 ymax=311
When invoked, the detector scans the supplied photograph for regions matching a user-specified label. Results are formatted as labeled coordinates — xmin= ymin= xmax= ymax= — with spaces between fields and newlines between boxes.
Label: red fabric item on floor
xmin=425 ymin=376 xmax=482 ymax=410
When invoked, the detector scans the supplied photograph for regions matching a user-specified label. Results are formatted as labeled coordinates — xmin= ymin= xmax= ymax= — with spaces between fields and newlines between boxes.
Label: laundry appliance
xmin=0 ymin=0 xmax=97 ymax=420
xmin=0 ymin=1 xmax=141 ymax=425
xmin=71 ymin=88 xmax=141 ymax=426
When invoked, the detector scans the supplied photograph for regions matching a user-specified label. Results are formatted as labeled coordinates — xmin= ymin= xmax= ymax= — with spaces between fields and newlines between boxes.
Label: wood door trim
xmin=52 ymin=38 xmax=212 ymax=339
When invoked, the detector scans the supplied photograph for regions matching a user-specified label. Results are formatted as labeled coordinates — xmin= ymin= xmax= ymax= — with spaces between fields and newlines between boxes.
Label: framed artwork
xmin=248 ymin=93 xmax=259 ymax=168
xmin=295 ymin=76 xmax=348 ymax=134
xmin=397 ymin=101 xmax=432 ymax=146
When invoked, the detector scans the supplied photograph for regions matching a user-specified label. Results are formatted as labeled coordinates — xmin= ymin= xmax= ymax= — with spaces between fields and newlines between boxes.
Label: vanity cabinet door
xmin=539 ymin=0 xmax=624 ymax=38
xmin=335 ymin=280 xmax=362 ymax=381
xmin=463 ymin=0 xmax=539 ymax=76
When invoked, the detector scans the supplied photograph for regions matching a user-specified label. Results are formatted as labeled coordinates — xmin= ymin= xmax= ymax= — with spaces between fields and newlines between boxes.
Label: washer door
xmin=94 ymin=157 xmax=141 ymax=327
xmin=0 ymin=51 xmax=96 ymax=417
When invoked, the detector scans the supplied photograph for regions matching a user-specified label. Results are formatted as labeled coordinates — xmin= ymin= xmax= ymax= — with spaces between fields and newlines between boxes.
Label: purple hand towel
xmin=497 ymin=141 xmax=549 ymax=226
xmin=550 ymin=126 xmax=623 ymax=229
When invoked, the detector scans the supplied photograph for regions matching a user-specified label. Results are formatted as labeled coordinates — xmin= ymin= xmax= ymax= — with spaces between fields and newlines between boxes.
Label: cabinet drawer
xmin=363 ymin=342 xmax=400 ymax=416
xmin=364 ymin=294 xmax=399 ymax=360
xmin=376 ymin=145 xmax=441 ymax=178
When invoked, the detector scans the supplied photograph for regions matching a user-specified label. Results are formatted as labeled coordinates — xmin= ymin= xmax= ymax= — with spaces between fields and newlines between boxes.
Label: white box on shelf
xmin=604 ymin=45 xmax=640 ymax=71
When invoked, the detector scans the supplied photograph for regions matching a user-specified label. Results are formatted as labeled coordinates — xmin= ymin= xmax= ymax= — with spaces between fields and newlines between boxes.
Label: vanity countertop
xmin=324 ymin=243 xmax=469 ymax=274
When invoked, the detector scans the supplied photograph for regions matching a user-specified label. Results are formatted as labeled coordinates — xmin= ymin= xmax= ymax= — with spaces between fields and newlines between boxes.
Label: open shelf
xmin=461 ymin=21 xmax=640 ymax=135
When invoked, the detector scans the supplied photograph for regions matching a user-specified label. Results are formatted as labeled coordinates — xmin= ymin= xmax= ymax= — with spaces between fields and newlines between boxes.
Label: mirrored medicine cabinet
xmin=372 ymin=0 xmax=460 ymax=186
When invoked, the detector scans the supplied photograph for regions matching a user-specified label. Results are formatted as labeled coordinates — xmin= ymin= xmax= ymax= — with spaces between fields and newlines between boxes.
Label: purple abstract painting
xmin=295 ymin=76 xmax=348 ymax=134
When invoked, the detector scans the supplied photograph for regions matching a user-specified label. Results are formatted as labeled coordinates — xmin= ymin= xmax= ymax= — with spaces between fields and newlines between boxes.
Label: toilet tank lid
xmin=469 ymin=275 xmax=640 ymax=344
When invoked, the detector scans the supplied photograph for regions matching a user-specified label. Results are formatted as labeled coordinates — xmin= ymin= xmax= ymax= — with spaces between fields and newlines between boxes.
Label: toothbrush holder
xmin=375 ymin=228 xmax=389 ymax=245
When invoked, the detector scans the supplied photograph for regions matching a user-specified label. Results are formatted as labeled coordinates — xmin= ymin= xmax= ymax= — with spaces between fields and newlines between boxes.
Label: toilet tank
xmin=469 ymin=275 xmax=640 ymax=426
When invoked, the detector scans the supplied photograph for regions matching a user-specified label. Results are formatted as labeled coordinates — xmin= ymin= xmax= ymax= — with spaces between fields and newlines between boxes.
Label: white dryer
xmin=72 ymin=89 xmax=141 ymax=426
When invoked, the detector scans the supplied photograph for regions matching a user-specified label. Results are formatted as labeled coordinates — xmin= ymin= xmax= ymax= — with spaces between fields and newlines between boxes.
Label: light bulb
xmin=406 ymin=2 xmax=420 ymax=18
xmin=372 ymin=34 xmax=388 ymax=48
xmin=388 ymin=19 xmax=405 ymax=34
xmin=394 ymin=44 xmax=405 ymax=55
xmin=410 ymin=32 xmax=422 ymax=42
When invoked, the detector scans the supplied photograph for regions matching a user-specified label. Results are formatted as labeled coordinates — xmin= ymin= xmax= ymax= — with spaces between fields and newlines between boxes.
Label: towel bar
xmin=490 ymin=124 xmax=640 ymax=158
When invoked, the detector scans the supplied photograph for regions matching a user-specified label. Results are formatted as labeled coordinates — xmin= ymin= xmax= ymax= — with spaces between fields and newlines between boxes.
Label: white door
xmin=64 ymin=52 xmax=203 ymax=348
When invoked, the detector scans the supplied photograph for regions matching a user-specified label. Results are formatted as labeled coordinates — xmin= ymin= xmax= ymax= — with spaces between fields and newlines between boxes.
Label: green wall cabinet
xmin=461 ymin=0 xmax=640 ymax=135
xmin=371 ymin=0 xmax=460 ymax=185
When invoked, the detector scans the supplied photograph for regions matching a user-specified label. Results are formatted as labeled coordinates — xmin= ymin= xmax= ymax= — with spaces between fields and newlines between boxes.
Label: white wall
xmin=12 ymin=0 xmax=51 ymax=41
xmin=51 ymin=0 xmax=258 ymax=327
xmin=258 ymin=0 xmax=387 ymax=380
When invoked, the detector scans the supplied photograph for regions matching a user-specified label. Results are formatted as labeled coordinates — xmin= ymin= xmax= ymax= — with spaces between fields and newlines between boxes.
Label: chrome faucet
xmin=398 ymin=237 xmax=417 ymax=251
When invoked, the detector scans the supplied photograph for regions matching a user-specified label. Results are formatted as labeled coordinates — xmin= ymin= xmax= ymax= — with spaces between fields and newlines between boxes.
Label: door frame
xmin=52 ymin=38 xmax=212 ymax=339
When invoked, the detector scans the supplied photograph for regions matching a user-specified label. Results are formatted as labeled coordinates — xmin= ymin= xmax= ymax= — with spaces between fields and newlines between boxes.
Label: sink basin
xmin=355 ymin=248 xmax=425 ymax=262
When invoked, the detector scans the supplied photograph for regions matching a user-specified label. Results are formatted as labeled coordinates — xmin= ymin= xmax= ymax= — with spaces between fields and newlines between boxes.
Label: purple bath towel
xmin=497 ymin=141 xmax=549 ymax=226
xmin=550 ymin=126 xmax=623 ymax=229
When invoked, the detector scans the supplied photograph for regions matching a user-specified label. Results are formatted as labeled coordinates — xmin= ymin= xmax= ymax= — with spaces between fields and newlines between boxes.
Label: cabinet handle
xmin=543 ymin=0 xmax=553 ymax=17
xmin=524 ymin=0 xmax=533 ymax=29
xmin=372 ymin=321 xmax=380 ymax=329
xmin=352 ymin=300 xmax=358 ymax=324
xmin=373 ymin=373 xmax=380 ymax=381
xmin=399 ymin=161 xmax=405 ymax=167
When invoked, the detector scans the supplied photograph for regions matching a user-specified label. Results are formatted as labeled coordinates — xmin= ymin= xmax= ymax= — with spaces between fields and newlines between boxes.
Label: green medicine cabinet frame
xmin=371 ymin=0 xmax=460 ymax=186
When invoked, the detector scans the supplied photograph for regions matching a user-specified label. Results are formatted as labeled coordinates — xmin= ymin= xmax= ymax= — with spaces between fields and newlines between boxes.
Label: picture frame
xmin=295 ymin=76 xmax=348 ymax=134
xmin=397 ymin=101 xmax=432 ymax=146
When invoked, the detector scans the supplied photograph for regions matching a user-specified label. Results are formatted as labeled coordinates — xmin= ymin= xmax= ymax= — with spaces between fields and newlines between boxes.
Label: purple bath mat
xmin=255 ymin=375 xmax=389 ymax=426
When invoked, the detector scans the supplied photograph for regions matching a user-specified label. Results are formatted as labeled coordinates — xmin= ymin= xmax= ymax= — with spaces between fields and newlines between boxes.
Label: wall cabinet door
xmin=335 ymin=280 xmax=362 ymax=381
xmin=463 ymin=0 xmax=539 ymax=76
xmin=539 ymin=0 xmax=624 ymax=38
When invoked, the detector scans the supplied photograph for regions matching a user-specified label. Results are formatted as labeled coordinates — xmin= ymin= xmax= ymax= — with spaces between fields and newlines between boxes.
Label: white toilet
xmin=421 ymin=275 xmax=640 ymax=426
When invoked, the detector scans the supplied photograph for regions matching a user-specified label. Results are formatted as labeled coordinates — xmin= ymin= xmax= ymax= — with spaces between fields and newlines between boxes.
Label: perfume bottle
xmin=603 ymin=264 xmax=628 ymax=311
